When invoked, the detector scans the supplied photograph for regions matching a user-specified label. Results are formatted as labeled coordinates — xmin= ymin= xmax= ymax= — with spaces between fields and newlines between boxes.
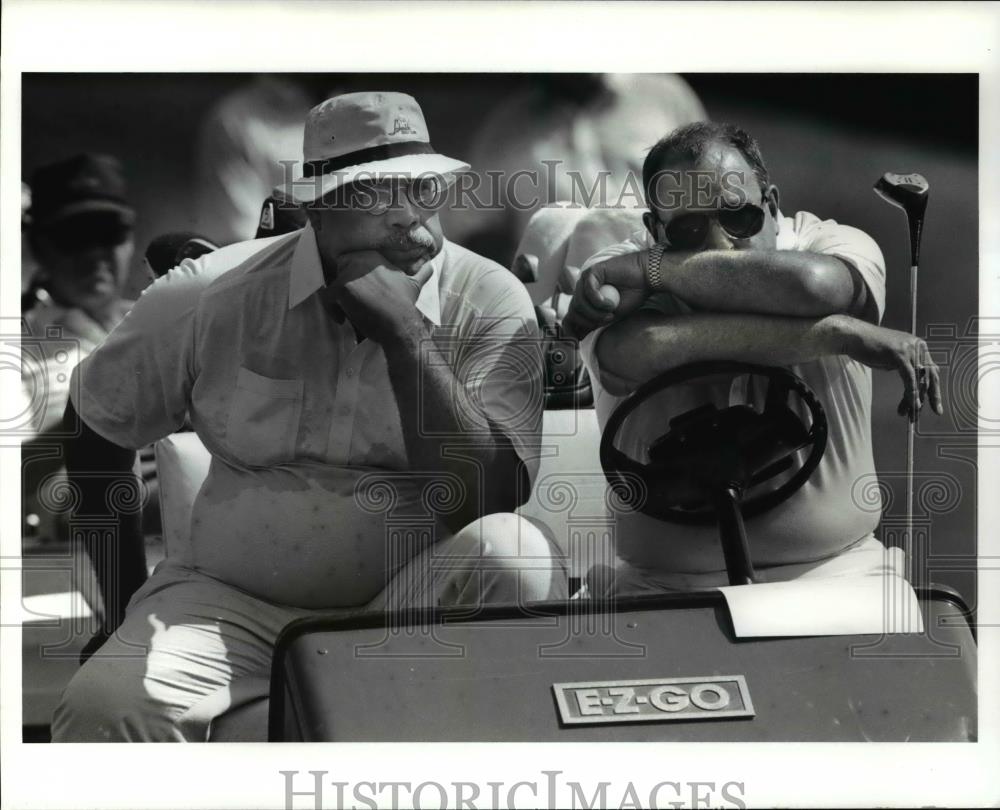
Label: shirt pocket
xmin=225 ymin=366 xmax=304 ymax=466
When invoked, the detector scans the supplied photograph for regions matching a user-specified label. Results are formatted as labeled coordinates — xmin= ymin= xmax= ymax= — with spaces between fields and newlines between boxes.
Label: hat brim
xmin=279 ymin=153 xmax=471 ymax=204
xmin=35 ymin=200 xmax=135 ymax=227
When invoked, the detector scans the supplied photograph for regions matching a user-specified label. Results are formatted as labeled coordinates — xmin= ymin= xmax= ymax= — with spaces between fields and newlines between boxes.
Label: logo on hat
xmin=259 ymin=201 xmax=275 ymax=231
xmin=391 ymin=117 xmax=418 ymax=136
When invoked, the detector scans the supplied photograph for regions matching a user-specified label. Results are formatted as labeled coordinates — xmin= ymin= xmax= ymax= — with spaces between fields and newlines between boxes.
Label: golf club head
xmin=874 ymin=172 xmax=929 ymax=266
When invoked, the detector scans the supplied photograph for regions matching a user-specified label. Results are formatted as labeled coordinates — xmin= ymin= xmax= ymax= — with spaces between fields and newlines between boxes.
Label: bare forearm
xmin=597 ymin=311 xmax=854 ymax=395
xmin=658 ymin=249 xmax=857 ymax=316
xmin=62 ymin=400 xmax=148 ymax=630
xmin=382 ymin=322 xmax=524 ymax=529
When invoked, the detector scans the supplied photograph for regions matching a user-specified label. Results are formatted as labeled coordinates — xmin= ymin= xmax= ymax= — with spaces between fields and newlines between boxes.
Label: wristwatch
xmin=645 ymin=242 xmax=667 ymax=292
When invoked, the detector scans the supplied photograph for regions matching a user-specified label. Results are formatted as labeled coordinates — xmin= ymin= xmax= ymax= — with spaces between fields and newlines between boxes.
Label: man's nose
xmin=79 ymin=245 xmax=115 ymax=271
xmin=384 ymin=190 xmax=422 ymax=229
xmin=705 ymin=219 xmax=735 ymax=250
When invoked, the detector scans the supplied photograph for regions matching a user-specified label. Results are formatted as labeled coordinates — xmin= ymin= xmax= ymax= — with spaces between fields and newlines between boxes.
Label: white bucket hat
xmin=280 ymin=91 xmax=470 ymax=204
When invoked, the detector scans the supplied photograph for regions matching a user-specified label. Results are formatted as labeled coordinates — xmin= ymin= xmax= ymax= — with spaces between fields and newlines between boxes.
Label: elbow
xmin=798 ymin=261 xmax=855 ymax=315
xmin=595 ymin=328 xmax=643 ymax=397
xmin=600 ymin=368 xmax=637 ymax=397
xmin=596 ymin=322 xmax=689 ymax=396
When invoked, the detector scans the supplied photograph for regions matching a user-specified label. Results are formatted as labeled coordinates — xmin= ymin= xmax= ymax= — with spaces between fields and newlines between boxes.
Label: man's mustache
xmin=381 ymin=232 xmax=435 ymax=252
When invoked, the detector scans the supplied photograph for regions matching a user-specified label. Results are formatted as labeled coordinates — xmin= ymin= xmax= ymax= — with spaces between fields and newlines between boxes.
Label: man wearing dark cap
xmin=53 ymin=92 xmax=563 ymax=742
xmin=20 ymin=154 xmax=152 ymax=650
xmin=22 ymin=154 xmax=135 ymax=436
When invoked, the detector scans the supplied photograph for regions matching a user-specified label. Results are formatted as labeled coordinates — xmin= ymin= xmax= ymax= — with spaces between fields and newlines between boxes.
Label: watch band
xmin=645 ymin=242 xmax=667 ymax=291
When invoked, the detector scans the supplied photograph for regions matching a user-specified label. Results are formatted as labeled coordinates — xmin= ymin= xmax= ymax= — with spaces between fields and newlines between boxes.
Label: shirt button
xmin=346 ymin=369 xmax=354 ymax=378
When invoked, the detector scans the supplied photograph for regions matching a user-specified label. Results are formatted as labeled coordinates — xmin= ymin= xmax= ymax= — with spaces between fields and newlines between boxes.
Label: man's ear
xmin=764 ymin=184 xmax=780 ymax=219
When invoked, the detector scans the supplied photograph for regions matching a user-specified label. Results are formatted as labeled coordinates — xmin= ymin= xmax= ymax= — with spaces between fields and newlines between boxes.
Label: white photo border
xmin=2 ymin=2 xmax=998 ymax=808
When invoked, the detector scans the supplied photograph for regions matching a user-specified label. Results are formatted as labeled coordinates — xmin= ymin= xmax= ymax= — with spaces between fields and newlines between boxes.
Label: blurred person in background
xmin=442 ymin=73 xmax=705 ymax=272
xmin=21 ymin=153 xmax=136 ymax=438
xmin=21 ymin=153 xmax=152 ymax=642
xmin=196 ymin=75 xmax=331 ymax=244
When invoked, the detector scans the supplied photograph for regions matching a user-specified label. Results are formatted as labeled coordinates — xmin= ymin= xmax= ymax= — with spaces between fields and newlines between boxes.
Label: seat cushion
xmin=517 ymin=409 xmax=610 ymax=577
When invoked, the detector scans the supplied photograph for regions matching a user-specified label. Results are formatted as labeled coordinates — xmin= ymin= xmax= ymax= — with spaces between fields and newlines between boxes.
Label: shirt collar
xmin=774 ymin=208 xmax=796 ymax=251
xmin=288 ymin=221 xmax=443 ymax=326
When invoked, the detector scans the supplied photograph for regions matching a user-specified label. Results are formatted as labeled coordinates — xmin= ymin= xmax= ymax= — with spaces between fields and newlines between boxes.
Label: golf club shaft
xmin=905 ymin=262 xmax=917 ymax=588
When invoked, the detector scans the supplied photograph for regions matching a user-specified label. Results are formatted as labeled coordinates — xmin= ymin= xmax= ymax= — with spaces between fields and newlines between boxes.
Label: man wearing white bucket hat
xmin=54 ymin=92 xmax=563 ymax=741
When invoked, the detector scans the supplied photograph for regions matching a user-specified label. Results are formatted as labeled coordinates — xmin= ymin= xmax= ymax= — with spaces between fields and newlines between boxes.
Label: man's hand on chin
xmin=323 ymin=250 xmax=434 ymax=346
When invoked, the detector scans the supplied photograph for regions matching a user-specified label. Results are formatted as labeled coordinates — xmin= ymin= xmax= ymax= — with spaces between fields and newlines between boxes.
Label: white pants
xmin=52 ymin=513 xmax=566 ymax=742
xmin=588 ymin=534 xmax=904 ymax=596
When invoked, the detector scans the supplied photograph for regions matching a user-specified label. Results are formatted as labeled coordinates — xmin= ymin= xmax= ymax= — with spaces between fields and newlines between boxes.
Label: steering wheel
xmin=600 ymin=361 xmax=828 ymax=525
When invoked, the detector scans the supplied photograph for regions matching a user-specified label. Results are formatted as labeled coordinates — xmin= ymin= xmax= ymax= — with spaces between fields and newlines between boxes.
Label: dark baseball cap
xmin=145 ymin=231 xmax=219 ymax=278
xmin=255 ymin=190 xmax=308 ymax=239
xmin=28 ymin=153 xmax=135 ymax=228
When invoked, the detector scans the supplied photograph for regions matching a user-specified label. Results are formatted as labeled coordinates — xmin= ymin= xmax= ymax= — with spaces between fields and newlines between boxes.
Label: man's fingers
xmin=592 ymin=251 xmax=647 ymax=291
xmin=583 ymin=270 xmax=617 ymax=311
xmin=897 ymin=354 xmax=918 ymax=422
xmin=598 ymin=283 xmax=621 ymax=311
xmin=566 ymin=294 xmax=615 ymax=339
xmin=411 ymin=263 xmax=434 ymax=288
xmin=927 ymin=362 xmax=944 ymax=415
xmin=578 ymin=286 xmax=618 ymax=324
xmin=917 ymin=342 xmax=944 ymax=416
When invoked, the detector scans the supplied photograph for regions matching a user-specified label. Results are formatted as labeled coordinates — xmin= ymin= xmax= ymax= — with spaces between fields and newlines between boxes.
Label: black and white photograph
xmin=2 ymin=2 xmax=998 ymax=809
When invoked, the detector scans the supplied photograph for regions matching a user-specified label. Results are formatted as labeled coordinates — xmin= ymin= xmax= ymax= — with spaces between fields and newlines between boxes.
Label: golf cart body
xmin=270 ymin=589 xmax=975 ymax=742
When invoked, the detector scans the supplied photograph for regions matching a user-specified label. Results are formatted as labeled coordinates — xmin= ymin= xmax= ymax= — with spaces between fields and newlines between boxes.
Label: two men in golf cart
xmin=54 ymin=95 xmax=940 ymax=742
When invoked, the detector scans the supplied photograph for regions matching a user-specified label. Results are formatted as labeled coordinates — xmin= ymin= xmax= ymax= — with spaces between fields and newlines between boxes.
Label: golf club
xmin=874 ymin=171 xmax=930 ymax=589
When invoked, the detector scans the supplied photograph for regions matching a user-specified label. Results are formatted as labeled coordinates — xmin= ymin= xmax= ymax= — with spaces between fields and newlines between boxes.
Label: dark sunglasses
xmin=659 ymin=202 xmax=767 ymax=250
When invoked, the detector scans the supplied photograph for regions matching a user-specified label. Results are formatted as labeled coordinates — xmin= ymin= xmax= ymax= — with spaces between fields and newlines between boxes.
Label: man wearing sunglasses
xmin=563 ymin=121 xmax=942 ymax=593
